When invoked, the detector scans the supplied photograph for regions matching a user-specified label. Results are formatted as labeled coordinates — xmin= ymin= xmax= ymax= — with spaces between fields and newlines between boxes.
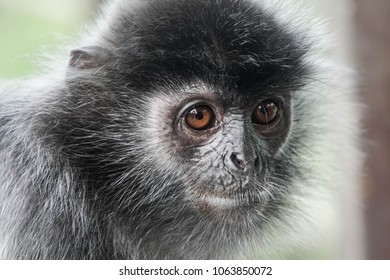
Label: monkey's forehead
xmin=108 ymin=0 xmax=313 ymax=95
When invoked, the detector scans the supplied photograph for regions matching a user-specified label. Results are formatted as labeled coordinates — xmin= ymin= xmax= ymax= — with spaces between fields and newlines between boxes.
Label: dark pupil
xmin=259 ymin=105 xmax=268 ymax=115
xmin=195 ymin=111 xmax=204 ymax=120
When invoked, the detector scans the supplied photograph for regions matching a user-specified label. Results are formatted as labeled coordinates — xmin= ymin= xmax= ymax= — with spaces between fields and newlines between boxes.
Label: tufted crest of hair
xmin=0 ymin=0 xmax=359 ymax=259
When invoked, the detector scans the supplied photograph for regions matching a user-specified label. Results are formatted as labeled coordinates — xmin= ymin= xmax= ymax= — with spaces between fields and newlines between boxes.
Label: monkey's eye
xmin=185 ymin=105 xmax=215 ymax=130
xmin=252 ymin=99 xmax=280 ymax=125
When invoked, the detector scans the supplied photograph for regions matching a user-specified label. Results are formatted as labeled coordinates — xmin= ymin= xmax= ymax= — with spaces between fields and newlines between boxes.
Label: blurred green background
xmin=0 ymin=0 xmax=96 ymax=77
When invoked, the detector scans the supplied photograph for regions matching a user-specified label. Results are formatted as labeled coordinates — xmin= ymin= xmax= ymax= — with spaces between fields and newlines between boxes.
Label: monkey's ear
xmin=68 ymin=46 xmax=113 ymax=69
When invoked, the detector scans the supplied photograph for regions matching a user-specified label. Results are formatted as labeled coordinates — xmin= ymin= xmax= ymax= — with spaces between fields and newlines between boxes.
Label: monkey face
xmin=60 ymin=0 xmax=326 ymax=258
xmin=67 ymin=0 xmax=312 ymax=219
xmin=109 ymin=0 xmax=310 ymax=218
xmin=141 ymin=83 xmax=293 ymax=214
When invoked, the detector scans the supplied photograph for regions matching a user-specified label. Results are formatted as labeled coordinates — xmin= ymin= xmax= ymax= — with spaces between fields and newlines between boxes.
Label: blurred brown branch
xmin=355 ymin=0 xmax=390 ymax=260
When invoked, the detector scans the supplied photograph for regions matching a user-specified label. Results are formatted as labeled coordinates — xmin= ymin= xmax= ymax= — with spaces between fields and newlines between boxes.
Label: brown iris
xmin=185 ymin=105 xmax=214 ymax=130
xmin=252 ymin=100 xmax=279 ymax=125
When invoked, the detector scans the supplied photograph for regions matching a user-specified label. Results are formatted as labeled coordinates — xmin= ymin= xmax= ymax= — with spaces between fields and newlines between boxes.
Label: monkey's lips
xmin=191 ymin=188 xmax=261 ymax=211
xmin=197 ymin=193 xmax=240 ymax=209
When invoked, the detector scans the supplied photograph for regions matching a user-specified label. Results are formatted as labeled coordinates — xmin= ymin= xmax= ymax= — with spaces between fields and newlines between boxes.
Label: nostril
xmin=230 ymin=152 xmax=245 ymax=170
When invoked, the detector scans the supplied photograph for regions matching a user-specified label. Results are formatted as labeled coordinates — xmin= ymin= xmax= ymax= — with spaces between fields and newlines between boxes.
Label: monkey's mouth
xmin=191 ymin=188 xmax=262 ymax=212
xmin=196 ymin=193 xmax=241 ymax=209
